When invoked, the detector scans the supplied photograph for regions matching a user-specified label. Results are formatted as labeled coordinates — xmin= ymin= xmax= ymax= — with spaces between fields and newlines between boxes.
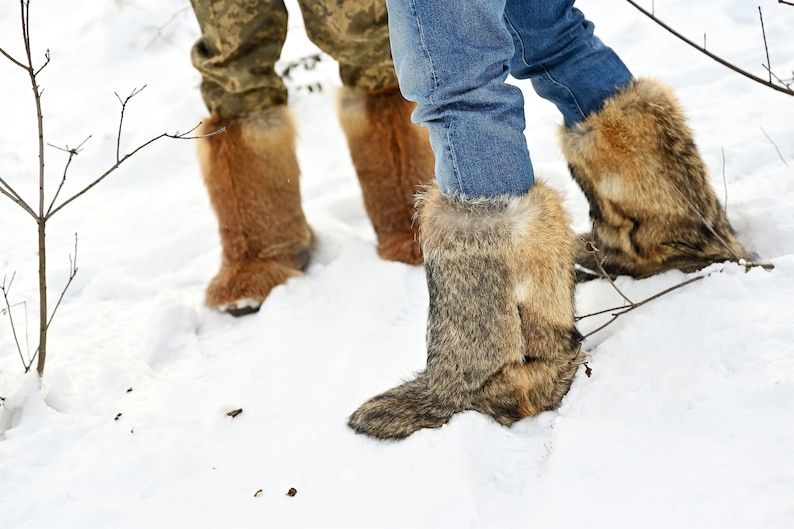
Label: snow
xmin=1 ymin=0 xmax=793 ymax=528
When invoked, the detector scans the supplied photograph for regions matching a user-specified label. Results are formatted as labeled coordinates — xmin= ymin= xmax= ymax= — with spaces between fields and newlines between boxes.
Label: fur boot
xmin=348 ymin=183 xmax=583 ymax=440
xmin=198 ymin=108 xmax=313 ymax=316
xmin=561 ymin=78 xmax=751 ymax=280
xmin=338 ymin=87 xmax=435 ymax=265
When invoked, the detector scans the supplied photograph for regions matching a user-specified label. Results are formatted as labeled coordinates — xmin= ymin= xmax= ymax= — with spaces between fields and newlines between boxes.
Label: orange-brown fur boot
xmin=561 ymin=78 xmax=751 ymax=280
xmin=338 ymin=87 xmax=435 ymax=265
xmin=348 ymin=182 xmax=582 ymax=440
xmin=198 ymin=107 xmax=313 ymax=316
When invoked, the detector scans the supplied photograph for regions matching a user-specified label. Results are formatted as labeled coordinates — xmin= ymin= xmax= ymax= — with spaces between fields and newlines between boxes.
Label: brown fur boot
xmin=348 ymin=183 xmax=583 ymax=440
xmin=561 ymin=78 xmax=751 ymax=280
xmin=198 ymin=108 xmax=313 ymax=316
xmin=338 ymin=87 xmax=435 ymax=265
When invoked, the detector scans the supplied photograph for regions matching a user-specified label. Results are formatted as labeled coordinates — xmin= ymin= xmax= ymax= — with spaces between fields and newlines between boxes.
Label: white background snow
xmin=1 ymin=1 xmax=793 ymax=528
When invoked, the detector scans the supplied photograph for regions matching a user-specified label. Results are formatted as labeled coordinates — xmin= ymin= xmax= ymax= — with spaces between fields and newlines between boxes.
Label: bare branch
xmin=760 ymin=126 xmax=791 ymax=168
xmin=47 ymin=134 xmax=91 ymax=154
xmin=46 ymin=233 xmax=78 ymax=330
xmin=1 ymin=273 xmax=29 ymax=369
xmin=0 ymin=176 xmax=37 ymax=218
xmin=580 ymin=275 xmax=706 ymax=340
xmin=585 ymin=242 xmax=634 ymax=305
xmin=33 ymin=48 xmax=49 ymax=77
xmin=780 ymin=1 xmax=794 ymax=7
xmin=0 ymin=46 xmax=28 ymax=70
xmin=47 ymin=123 xmax=225 ymax=218
xmin=115 ymin=85 xmax=147 ymax=163
xmin=45 ymin=135 xmax=92 ymax=216
xmin=624 ymin=0 xmax=794 ymax=96
xmin=762 ymin=64 xmax=793 ymax=89
xmin=758 ymin=7 xmax=772 ymax=84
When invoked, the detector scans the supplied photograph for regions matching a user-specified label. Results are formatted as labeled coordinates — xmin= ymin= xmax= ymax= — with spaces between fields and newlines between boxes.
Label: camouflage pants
xmin=190 ymin=0 xmax=398 ymax=118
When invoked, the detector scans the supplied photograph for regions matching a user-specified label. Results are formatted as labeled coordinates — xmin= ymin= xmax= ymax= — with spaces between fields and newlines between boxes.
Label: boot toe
xmin=205 ymin=260 xmax=302 ymax=316
xmin=348 ymin=379 xmax=455 ymax=440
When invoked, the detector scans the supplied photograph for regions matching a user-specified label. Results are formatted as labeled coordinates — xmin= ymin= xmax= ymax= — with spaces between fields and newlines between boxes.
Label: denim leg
xmin=386 ymin=0 xmax=533 ymax=198
xmin=504 ymin=0 xmax=633 ymax=127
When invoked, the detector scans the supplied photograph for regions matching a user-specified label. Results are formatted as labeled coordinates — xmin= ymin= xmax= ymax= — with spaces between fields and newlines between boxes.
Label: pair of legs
xmin=387 ymin=0 xmax=631 ymax=197
xmin=190 ymin=0 xmax=435 ymax=315
xmin=191 ymin=0 xmax=398 ymax=115
xmin=349 ymin=0 xmax=750 ymax=439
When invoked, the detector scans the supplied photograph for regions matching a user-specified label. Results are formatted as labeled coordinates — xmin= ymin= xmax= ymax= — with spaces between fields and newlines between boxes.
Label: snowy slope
xmin=1 ymin=1 xmax=793 ymax=528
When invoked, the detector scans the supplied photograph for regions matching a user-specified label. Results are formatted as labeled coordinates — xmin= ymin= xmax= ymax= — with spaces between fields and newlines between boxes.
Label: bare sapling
xmin=0 ymin=0 xmax=223 ymax=376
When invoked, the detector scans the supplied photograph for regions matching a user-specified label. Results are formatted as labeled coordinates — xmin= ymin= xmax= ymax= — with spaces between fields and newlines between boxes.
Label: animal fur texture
xmin=348 ymin=182 xmax=583 ymax=440
xmin=197 ymin=108 xmax=314 ymax=315
xmin=561 ymin=78 xmax=751 ymax=279
xmin=338 ymin=86 xmax=435 ymax=265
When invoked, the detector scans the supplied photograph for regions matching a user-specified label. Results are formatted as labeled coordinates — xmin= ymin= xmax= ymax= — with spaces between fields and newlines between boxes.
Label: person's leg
xmin=191 ymin=0 xmax=290 ymax=117
xmin=191 ymin=0 xmax=313 ymax=316
xmin=348 ymin=0 xmax=581 ymax=440
xmin=561 ymin=79 xmax=752 ymax=278
xmin=384 ymin=0 xmax=534 ymax=198
xmin=503 ymin=0 xmax=751 ymax=277
xmin=504 ymin=0 xmax=632 ymax=127
xmin=298 ymin=0 xmax=434 ymax=265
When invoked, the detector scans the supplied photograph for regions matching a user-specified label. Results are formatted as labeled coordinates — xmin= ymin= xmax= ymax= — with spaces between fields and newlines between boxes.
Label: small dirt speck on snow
xmin=287 ymin=488 xmax=297 ymax=497
xmin=226 ymin=408 xmax=243 ymax=418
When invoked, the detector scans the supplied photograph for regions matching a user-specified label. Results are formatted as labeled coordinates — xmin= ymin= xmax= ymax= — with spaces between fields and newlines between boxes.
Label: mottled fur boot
xmin=338 ymin=87 xmax=435 ymax=265
xmin=561 ymin=78 xmax=751 ymax=280
xmin=198 ymin=107 xmax=313 ymax=316
xmin=348 ymin=183 xmax=583 ymax=440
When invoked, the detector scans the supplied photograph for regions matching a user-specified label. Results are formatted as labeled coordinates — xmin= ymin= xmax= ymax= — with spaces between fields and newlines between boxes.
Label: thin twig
xmin=0 ymin=47 xmax=28 ymax=69
xmin=780 ymin=0 xmax=794 ymax=6
xmin=47 ymin=123 xmax=224 ymax=218
xmin=33 ymin=48 xmax=49 ymax=76
xmin=624 ymin=0 xmax=794 ymax=96
xmin=585 ymin=242 xmax=634 ymax=305
xmin=760 ymin=126 xmax=791 ymax=168
xmin=577 ymin=260 xmax=773 ymax=324
xmin=580 ymin=275 xmax=706 ymax=340
xmin=759 ymin=6 xmax=772 ymax=83
xmin=45 ymin=135 xmax=91 ymax=215
xmin=115 ymin=85 xmax=147 ymax=163
xmin=0 ymin=183 xmax=37 ymax=218
xmin=763 ymin=65 xmax=793 ymax=89
xmin=46 ymin=233 xmax=78 ymax=330
xmin=1 ymin=273 xmax=28 ymax=369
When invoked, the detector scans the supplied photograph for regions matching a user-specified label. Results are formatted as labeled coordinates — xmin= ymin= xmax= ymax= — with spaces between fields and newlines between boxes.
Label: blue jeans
xmin=386 ymin=0 xmax=632 ymax=198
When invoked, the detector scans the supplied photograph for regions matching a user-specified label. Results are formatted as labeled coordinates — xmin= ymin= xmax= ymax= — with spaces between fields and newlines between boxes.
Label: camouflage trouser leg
xmin=297 ymin=0 xmax=398 ymax=91
xmin=190 ymin=0 xmax=399 ymax=118
xmin=190 ymin=0 xmax=290 ymax=118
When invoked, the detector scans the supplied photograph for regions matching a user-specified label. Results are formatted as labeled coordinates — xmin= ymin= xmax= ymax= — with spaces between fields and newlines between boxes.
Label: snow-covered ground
xmin=1 ymin=1 xmax=793 ymax=527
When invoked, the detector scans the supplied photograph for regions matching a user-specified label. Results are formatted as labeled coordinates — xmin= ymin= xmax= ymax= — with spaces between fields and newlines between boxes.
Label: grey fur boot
xmin=348 ymin=182 xmax=583 ymax=440
xmin=561 ymin=78 xmax=751 ymax=280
